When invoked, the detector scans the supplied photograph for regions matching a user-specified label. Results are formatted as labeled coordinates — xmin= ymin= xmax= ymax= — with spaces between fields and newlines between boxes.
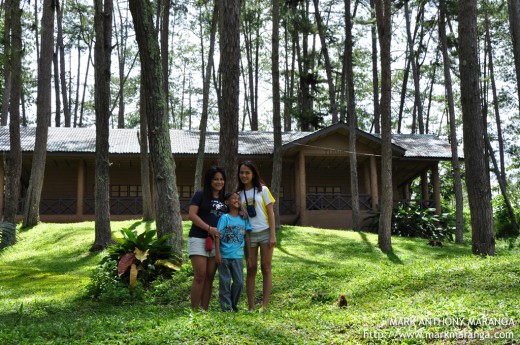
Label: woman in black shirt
xmin=187 ymin=166 xmax=227 ymax=310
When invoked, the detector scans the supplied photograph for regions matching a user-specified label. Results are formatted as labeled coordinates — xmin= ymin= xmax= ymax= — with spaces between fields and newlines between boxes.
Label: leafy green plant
xmin=366 ymin=204 xmax=455 ymax=241
xmin=107 ymin=228 xmax=182 ymax=289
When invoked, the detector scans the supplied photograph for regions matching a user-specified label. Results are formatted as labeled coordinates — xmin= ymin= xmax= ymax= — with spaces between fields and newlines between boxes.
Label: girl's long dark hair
xmin=202 ymin=166 xmax=226 ymax=206
xmin=237 ymin=160 xmax=264 ymax=192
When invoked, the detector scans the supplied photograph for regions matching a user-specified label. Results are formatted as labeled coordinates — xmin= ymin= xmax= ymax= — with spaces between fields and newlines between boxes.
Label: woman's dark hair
xmin=202 ymin=166 xmax=226 ymax=202
xmin=237 ymin=160 xmax=264 ymax=192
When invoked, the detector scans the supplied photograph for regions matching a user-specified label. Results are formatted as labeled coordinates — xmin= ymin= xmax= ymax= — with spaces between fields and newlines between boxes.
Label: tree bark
xmin=508 ymin=0 xmax=520 ymax=110
xmin=313 ymin=0 xmax=338 ymax=123
xmin=3 ymin=0 xmax=23 ymax=235
xmin=1 ymin=0 xmax=12 ymax=126
xmin=345 ymin=0 xmax=360 ymax=231
xmin=374 ymin=0 xmax=392 ymax=252
xmin=195 ymin=1 xmax=218 ymax=192
xmin=272 ymin=0 xmax=283 ymax=228
xmin=370 ymin=0 xmax=380 ymax=134
xmin=139 ymin=81 xmax=154 ymax=221
xmin=129 ymin=0 xmax=184 ymax=256
xmin=22 ymin=0 xmax=55 ymax=229
xmin=458 ymin=0 xmax=495 ymax=256
xmin=56 ymin=1 xmax=70 ymax=127
xmin=91 ymin=0 xmax=113 ymax=251
xmin=218 ymin=0 xmax=241 ymax=192
xmin=439 ymin=0 xmax=464 ymax=243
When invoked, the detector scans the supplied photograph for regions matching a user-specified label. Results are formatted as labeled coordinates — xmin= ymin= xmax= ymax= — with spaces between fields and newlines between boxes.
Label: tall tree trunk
xmin=53 ymin=50 xmax=61 ymax=126
xmin=404 ymin=0 xmax=425 ymax=134
xmin=345 ymin=0 xmax=359 ymax=231
xmin=3 ymin=0 xmax=23 ymax=240
xmin=23 ymin=0 xmax=55 ymax=228
xmin=161 ymin=0 xmax=170 ymax=119
xmin=313 ymin=0 xmax=338 ymax=123
xmin=79 ymin=36 xmax=93 ymax=128
xmin=1 ymin=0 xmax=12 ymax=126
xmin=129 ymin=0 xmax=184 ymax=256
xmin=195 ymin=1 xmax=218 ymax=192
xmin=458 ymin=0 xmax=495 ymax=256
xmin=272 ymin=0 xmax=283 ymax=228
xmin=370 ymin=0 xmax=380 ymax=133
xmin=91 ymin=0 xmax=113 ymax=251
xmin=73 ymin=36 xmax=81 ymax=127
xmin=56 ymin=1 xmax=70 ymax=127
xmin=439 ymin=0 xmax=464 ymax=243
xmin=218 ymin=0 xmax=241 ymax=192
xmin=485 ymin=12 xmax=507 ymax=184
xmin=139 ymin=80 xmax=154 ymax=221
xmin=374 ymin=0 xmax=392 ymax=252
xmin=508 ymin=0 xmax=520 ymax=110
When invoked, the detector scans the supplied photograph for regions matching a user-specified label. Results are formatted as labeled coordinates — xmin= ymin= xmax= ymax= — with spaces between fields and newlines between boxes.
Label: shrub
xmin=492 ymin=195 xmax=520 ymax=238
xmin=87 ymin=228 xmax=182 ymax=300
xmin=366 ymin=204 xmax=455 ymax=241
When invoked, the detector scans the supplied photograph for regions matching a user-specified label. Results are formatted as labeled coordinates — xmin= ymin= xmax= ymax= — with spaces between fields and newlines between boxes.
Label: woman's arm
xmin=188 ymin=204 xmax=220 ymax=238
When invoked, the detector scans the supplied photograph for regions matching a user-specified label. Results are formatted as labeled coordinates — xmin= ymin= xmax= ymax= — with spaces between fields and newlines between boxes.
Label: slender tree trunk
xmin=485 ymin=12 xmax=507 ymax=184
xmin=91 ymin=0 xmax=113 ymax=251
xmin=508 ymin=0 xmax=520 ymax=110
xmin=272 ymin=0 xmax=282 ymax=228
xmin=56 ymin=1 xmax=70 ymax=127
xmin=1 ymin=0 xmax=12 ymax=126
xmin=73 ymin=36 xmax=81 ymax=127
xmin=218 ymin=0 xmax=241 ymax=192
xmin=53 ymin=50 xmax=61 ymax=126
xmin=313 ymin=0 xmax=338 ymax=123
xmin=374 ymin=0 xmax=392 ymax=252
xmin=345 ymin=0 xmax=359 ymax=231
xmin=79 ymin=36 xmax=93 ymax=127
xmin=404 ymin=0 xmax=424 ymax=134
xmin=195 ymin=0 xmax=218 ymax=192
xmin=23 ymin=0 xmax=55 ymax=228
xmin=370 ymin=0 xmax=380 ymax=133
xmin=129 ymin=0 xmax=184 ymax=256
xmin=161 ymin=0 xmax=170 ymax=118
xmin=439 ymin=0 xmax=464 ymax=243
xmin=458 ymin=0 xmax=495 ymax=256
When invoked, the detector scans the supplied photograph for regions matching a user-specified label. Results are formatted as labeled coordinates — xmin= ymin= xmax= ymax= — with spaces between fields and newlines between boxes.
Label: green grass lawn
xmin=0 ymin=220 xmax=519 ymax=344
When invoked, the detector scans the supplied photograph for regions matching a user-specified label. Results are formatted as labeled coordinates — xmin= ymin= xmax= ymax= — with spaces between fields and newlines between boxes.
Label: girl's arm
xmin=266 ymin=202 xmax=276 ymax=248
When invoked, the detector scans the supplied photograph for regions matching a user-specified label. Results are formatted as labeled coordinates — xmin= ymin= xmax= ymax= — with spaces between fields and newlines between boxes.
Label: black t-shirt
xmin=188 ymin=190 xmax=228 ymax=238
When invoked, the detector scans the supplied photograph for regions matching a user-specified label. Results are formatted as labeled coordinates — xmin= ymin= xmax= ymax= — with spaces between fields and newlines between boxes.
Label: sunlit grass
xmin=0 ymin=221 xmax=519 ymax=344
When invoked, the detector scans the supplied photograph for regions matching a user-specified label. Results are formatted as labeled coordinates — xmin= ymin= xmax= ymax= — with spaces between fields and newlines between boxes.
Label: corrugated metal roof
xmin=372 ymin=133 xmax=462 ymax=159
xmin=0 ymin=127 xmax=308 ymax=155
xmin=0 ymin=126 xmax=459 ymax=159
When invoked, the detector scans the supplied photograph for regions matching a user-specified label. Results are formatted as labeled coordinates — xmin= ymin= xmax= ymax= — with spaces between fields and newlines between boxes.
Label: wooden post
xmin=370 ymin=156 xmax=379 ymax=209
xmin=432 ymin=164 xmax=441 ymax=215
xmin=421 ymin=171 xmax=429 ymax=201
xmin=76 ymin=159 xmax=85 ymax=217
xmin=298 ymin=151 xmax=306 ymax=225
xmin=0 ymin=162 xmax=4 ymax=219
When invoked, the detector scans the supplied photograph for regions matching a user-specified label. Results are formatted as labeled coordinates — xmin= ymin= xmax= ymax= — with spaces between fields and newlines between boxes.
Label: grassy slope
xmin=0 ymin=221 xmax=519 ymax=344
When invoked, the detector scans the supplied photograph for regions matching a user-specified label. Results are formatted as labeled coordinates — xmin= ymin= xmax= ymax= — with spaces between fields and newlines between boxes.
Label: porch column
xmin=0 ymin=162 xmax=4 ymax=219
xmin=76 ymin=159 xmax=85 ymax=216
xmin=432 ymin=164 xmax=441 ymax=215
xmin=421 ymin=171 xmax=429 ymax=201
xmin=297 ymin=151 xmax=306 ymax=225
xmin=369 ymin=156 xmax=379 ymax=209
xmin=404 ymin=183 xmax=410 ymax=200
